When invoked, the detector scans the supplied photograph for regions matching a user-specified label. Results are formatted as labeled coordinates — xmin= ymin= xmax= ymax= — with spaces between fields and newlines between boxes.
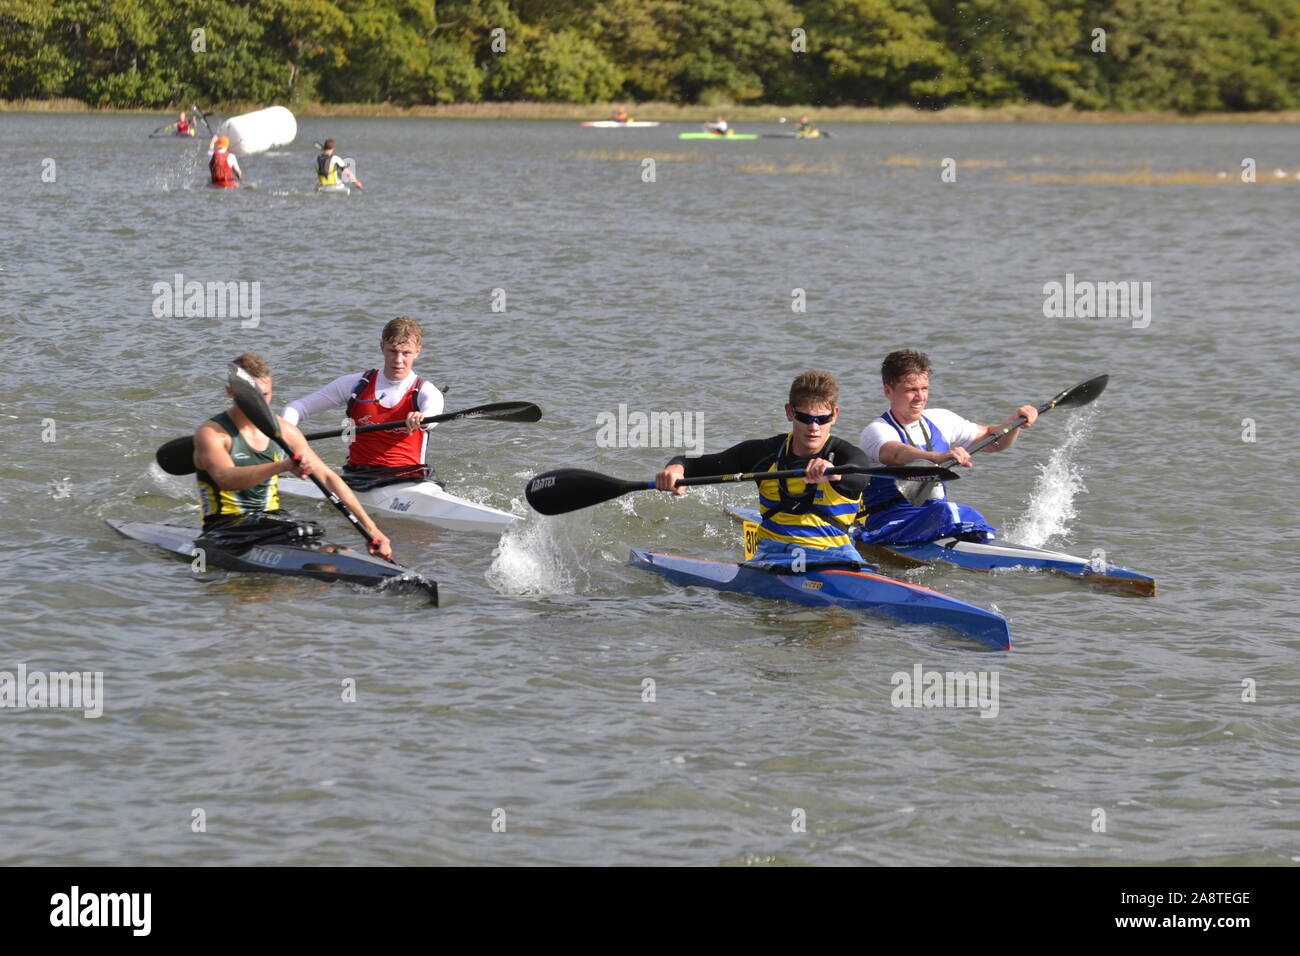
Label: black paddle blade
xmin=1053 ymin=374 xmax=1108 ymax=409
xmin=525 ymin=468 xmax=646 ymax=515
xmin=155 ymin=436 xmax=198 ymax=475
xmin=444 ymin=402 xmax=541 ymax=424
xmin=228 ymin=364 xmax=283 ymax=442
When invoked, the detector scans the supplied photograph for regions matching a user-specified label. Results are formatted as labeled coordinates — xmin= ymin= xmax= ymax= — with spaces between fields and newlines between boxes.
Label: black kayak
xmin=107 ymin=520 xmax=438 ymax=604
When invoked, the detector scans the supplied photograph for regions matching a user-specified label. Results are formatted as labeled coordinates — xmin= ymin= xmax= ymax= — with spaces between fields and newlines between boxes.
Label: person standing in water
xmin=316 ymin=139 xmax=364 ymax=191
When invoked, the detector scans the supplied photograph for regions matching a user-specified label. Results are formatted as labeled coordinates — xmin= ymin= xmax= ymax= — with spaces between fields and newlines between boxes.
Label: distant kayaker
xmin=282 ymin=317 xmax=443 ymax=485
xmin=176 ymin=111 xmax=192 ymax=136
xmin=316 ymin=139 xmax=363 ymax=190
xmin=857 ymin=349 xmax=1038 ymax=545
xmin=795 ymin=115 xmax=818 ymax=136
xmin=193 ymin=352 xmax=393 ymax=559
xmin=207 ymin=134 xmax=241 ymax=188
xmin=655 ymin=371 xmax=873 ymax=569
xmin=704 ymin=116 xmax=729 ymax=136
xmin=613 ymin=106 xmax=631 ymax=123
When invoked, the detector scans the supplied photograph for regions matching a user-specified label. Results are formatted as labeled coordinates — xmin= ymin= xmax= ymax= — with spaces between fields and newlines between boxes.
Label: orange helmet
xmin=216 ymin=136 xmax=230 ymax=149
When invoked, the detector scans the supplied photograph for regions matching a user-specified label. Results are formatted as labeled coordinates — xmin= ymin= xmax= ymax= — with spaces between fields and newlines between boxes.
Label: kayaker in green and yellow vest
xmin=655 ymin=371 xmax=874 ymax=568
xmin=316 ymin=139 xmax=364 ymax=190
xmin=192 ymin=352 xmax=392 ymax=559
xmin=795 ymin=115 xmax=820 ymax=138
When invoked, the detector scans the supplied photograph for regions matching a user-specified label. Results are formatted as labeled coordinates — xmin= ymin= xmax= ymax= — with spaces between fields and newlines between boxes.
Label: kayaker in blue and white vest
xmin=857 ymin=349 xmax=1038 ymax=546
xmin=656 ymin=371 xmax=873 ymax=569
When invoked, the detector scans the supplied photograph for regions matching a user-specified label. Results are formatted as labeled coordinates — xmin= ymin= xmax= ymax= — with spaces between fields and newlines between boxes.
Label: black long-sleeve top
xmin=668 ymin=434 xmax=873 ymax=500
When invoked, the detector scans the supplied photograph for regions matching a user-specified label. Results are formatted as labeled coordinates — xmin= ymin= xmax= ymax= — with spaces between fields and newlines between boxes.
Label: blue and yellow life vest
xmin=753 ymin=434 xmax=861 ymax=551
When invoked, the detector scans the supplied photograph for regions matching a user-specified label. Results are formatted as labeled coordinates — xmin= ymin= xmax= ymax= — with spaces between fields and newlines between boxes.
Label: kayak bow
xmin=727 ymin=506 xmax=1155 ymax=596
xmin=630 ymin=550 xmax=1011 ymax=650
xmin=278 ymin=476 xmax=519 ymax=534
xmin=107 ymin=520 xmax=438 ymax=603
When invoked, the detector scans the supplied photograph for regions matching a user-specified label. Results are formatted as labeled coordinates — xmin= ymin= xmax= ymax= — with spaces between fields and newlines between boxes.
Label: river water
xmin=2 ymin=114 xmax=1297 ymax=866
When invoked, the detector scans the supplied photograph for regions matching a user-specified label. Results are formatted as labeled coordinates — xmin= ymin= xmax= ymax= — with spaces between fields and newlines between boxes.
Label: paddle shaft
xmin=937 ymin=375 xmax=1108 ymax=467
xmin=524 ymin=463 xmax=958 ymax=516
xmin=665 ymin=463 xmax=946 ymax=488
xmin=192 ymin=104 xmax=214 ymax=135
xmin=277 ymin=439 xmax=378 ymax=550
xmin=155 ymin=401 xmax=540 ymax=476
xmin=227 ymin=366 xmax=380 ymax=552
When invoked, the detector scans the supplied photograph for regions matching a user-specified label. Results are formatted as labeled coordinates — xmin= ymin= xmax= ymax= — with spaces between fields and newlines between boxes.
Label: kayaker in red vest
xmin=193 ymin=352 xmax=393 ymax=559
xmin=176 ymin=111 xmax=191 ymax=136
xmin=282 ymin=317 xmax=445 ymax=483
xmin=856 ymin=349 xmax=1038 ymax=546
xmin=208 ymin=134 xmax=242 ymax=188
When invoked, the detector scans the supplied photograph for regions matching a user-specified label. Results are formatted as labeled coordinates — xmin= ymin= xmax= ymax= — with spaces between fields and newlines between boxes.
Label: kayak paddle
xmin=526 ymin=464 xmax=960 ymax=516
xmin=226 ymin=364 xmax=381 ymax=555
xmin=938 ymin=374 xmax=1109 ymax=467
xmin=155 ymin=401 xmax=541 ymax=476
xmin=192 ymin=103 xmax=214 ymax=136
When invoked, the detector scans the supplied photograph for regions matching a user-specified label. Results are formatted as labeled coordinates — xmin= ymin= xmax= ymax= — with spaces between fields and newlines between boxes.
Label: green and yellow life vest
xmin=195 ymin=412 xmax=283 ymax=519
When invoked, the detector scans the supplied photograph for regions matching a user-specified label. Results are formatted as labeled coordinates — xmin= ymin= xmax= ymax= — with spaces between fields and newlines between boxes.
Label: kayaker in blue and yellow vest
xmin=316 ymin=138 xmax=364 ymax=190
xmin=857 ymin=349 xmax=1038 ymax=546
xmin=656 ymin=371 xmax=873 ymax=569
xmin=192 ymin=352 xmax=393 ymax=559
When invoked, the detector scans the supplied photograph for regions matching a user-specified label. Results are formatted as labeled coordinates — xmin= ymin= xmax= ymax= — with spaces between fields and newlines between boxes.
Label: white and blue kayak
xmin=315 ymin=183 xmax=350 ymax=195
xmin=278 ymin=475 xmax=519 ymax=534
xmin=630 ymin=550 xmax=1011 ymax=650
xmin=726 ymin=506 xmax=1155 ymax=596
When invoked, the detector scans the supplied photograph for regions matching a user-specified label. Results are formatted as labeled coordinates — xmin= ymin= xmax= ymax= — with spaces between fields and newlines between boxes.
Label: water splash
xmin=1002 ymin=408 xmax=1095 ymax=548
xmin=485 ymin=507 xmax=591 ymax=596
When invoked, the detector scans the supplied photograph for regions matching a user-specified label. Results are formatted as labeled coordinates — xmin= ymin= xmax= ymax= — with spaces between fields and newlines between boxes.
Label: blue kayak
xmin=727 ymin=506 xmax=1155 ymax=596
xmin=629 ymin=549 xmax=1011 ymax=650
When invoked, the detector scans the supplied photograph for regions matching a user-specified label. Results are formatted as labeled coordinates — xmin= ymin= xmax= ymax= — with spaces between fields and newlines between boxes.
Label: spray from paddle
xmin=486 ymin=501 xmax=589 ymax=596
xmin=1004 ymin=407 xmax=1096 ymax=548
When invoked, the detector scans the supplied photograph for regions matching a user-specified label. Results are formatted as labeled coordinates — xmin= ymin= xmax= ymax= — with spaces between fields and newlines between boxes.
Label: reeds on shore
xmin=3 ymin=98 xmax=1299 ymax=123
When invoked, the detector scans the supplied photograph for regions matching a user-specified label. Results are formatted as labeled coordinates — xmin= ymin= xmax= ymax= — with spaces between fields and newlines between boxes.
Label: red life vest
xmin=209 ymin=150 xmax=237 ymax=186
xmin=178 ymin=117 xmax=190 ymax=135
xmin=345 ymin=369 xmax=427 ymax=467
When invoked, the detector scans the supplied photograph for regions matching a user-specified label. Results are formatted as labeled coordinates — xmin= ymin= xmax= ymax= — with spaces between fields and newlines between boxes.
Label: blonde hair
xmin=382 ymin=316 xmax=422 ymax=347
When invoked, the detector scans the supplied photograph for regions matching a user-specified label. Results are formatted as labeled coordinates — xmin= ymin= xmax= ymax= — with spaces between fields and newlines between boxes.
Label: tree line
xmin=2 ymin=0 xmax=1297 ymax=111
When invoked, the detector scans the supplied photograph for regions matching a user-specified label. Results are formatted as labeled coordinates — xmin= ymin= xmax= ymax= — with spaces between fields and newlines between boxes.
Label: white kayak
xmin=278 ymin=476 xmax=519 ymax=534
xmin=580 ymin=120 xmax=660 ymax=128
xmin=315 ymin=184 xmax=350 ymax=195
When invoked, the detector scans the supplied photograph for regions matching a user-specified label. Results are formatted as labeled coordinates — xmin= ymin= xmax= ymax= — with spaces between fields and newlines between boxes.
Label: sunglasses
xmin=792 ymin=409 xmax=834 ymax=425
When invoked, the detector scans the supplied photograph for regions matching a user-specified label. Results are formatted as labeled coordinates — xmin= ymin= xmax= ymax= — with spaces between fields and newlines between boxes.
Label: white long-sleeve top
xmin=283 ymin=371 xmax=444 ymax=462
